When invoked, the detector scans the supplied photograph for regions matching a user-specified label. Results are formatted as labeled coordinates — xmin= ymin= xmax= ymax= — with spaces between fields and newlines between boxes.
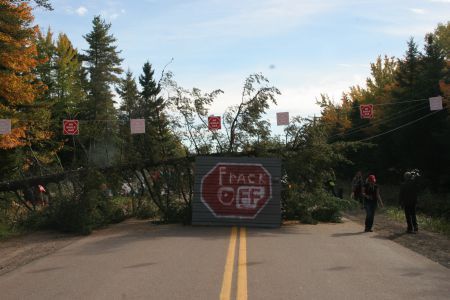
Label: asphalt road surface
xmin=0 ymin=218 xmax=449 ymax=300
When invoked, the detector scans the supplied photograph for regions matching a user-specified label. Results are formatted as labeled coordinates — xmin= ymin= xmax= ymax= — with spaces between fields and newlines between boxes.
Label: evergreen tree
xmin=117 ymin=70 xmax=139 ymax=119
xmin=83 ymin=16 xmax=123 ymax=121
xmin=82 ymin=16 xmax=123 ymax=166
xmin=138 ymin=62 xmax=171 ymax=160
xmin=116 ymin=70 xmax=140 ymax=162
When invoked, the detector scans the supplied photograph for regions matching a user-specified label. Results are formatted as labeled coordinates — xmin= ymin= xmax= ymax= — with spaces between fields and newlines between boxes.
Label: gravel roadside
xmin=344 ymin=209 xmax=450 ymax=269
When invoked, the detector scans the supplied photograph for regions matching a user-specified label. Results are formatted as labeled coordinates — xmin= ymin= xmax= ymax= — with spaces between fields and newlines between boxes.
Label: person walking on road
xmin=351 ymin=171 xmax=364 ymax=207
xmin=363 ymin=175 xmax=383 ymax=232
xmin=399 ymin=171 xmax=420 ymax=234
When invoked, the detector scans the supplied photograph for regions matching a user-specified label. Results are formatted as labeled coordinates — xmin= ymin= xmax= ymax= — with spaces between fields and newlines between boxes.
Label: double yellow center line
xmin=220 ymin=226 xmax=247 ymax=300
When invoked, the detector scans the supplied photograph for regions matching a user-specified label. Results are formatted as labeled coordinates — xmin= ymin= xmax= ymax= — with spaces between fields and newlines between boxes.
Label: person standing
xmin=351 ymin=171 xmax=364 ymax=207
xmin=399 ymin=172 xmax=419 ymax=234
xmin=362 ymin=175 xmax=384 ymax=232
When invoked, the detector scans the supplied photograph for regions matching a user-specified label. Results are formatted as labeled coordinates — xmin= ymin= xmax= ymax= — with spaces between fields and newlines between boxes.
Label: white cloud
xmin=150 ymin=0 xmax=338 ymax=42
xmin=409 ymin=8 xmax=425 ymax=14
xmin=76 ymin=6 xmax=88 ymax=16
xmin=100 ymin=9 xmax=124 ymax=20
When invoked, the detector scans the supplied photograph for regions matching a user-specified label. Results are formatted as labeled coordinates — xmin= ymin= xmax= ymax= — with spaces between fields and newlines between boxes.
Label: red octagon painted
xmin=63 ymin=120 xmax=79 ymax=135
xmin=201 ymin=163 xmax=272 ymax=219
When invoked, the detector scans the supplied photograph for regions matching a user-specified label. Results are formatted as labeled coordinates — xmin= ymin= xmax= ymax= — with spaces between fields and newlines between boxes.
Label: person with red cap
xmin=362 ymin=174 xmax=384 ymax=232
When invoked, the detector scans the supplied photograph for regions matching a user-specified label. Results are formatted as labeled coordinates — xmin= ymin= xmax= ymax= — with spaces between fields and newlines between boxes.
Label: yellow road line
xmin=220 ymin=226 xmax=237 ymax=300
xmin=237 ymin=227 xmax=248 ymax=300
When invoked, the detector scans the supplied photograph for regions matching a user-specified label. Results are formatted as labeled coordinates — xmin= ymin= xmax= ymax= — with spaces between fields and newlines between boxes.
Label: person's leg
xmin=365 ymin=202 xmax=375 ymax=231
xmin=404 ymin=205 xmax=413 ymax=232
xmin=412 ymin=205 xmax=418 ymax=232
xmin=364 ymin=203 xmax=370 ymax=230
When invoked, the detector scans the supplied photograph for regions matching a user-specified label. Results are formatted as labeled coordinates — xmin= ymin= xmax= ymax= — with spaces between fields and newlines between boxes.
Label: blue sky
xmin=33 ymin=0 xmax=450 ymax=129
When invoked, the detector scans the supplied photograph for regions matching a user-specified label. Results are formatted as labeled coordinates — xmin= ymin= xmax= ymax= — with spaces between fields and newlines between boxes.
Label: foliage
xmin=283 ymin=187 xmax=357 ymax=223
xmin=81 ymin=15 xmax=123 ymax=167
xmin=385 ymin=206 xmax=450 ymax=237
xmin=0 ymin=0 xmax=50 ymax=180
xmin=320 ymin=24 xmax=450 ymax=192
xmin=224 ymin=73 xmax=280 ymax=153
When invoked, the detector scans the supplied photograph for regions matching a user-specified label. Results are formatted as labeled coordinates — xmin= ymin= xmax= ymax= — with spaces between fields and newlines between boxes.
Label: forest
xmin=1 ymin=0 xmax=449 ymax=235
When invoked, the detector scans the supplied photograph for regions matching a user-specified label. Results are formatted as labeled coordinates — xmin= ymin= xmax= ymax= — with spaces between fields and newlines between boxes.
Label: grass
xmin=0 ymin=222 xmax=21 ymax=240
xmin=384 ymin=206 xmax=450 ymax=237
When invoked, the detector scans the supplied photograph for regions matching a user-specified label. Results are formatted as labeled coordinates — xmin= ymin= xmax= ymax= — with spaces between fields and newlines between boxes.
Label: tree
xmin=225 ymin=73 xmax=280 ymax=152
xmin=138 ymin=62 xmax=173 ymax=160
xmin=117 ymin=70 xmax=139 ymax=119
xmin=0 ymin=0 xmax=49 ymax=179
xmin=434 ymin=22 xmax=450 ymax=60
xmin=83 ymin=16 xmax=122 ymax=121
xmin=116 ymin=70 xmax=140 ymax=163
xmin=82 ymin=16 xmax=123 ymax=165
xmin=51 ymin=33 xmax=87 ymax=167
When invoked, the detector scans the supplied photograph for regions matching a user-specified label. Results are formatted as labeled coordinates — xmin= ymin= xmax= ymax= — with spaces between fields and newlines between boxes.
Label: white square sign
xmin=0 ymin=119 xmax=11 ymax=135
xmin=276 ymin=112 xmax=289 ymax=126
xmin=130 ymin=119 xmax=146 ymax=134
xmin=429 ymin=96 xmax=443 ymax=111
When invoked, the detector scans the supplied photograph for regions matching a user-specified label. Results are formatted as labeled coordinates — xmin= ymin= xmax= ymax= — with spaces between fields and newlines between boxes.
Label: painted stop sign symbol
xmin=63 ymin=120 xmax=79 ymax=135
xmin=359 ymin=104 xmax=373 ymax=119
xmin=201 ymin=163 xmax=272 ymax=219
xmin=208 ymin=116 xmax=221 ymax=130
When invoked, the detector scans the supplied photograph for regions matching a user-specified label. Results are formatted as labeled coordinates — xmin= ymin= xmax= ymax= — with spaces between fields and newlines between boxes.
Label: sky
xmin=33 ymin=0 xmax=450 ymax=132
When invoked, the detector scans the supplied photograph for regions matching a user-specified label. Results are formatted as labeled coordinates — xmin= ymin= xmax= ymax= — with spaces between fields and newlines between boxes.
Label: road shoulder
xmin=344 ymin=210 xmax=450 ymax=269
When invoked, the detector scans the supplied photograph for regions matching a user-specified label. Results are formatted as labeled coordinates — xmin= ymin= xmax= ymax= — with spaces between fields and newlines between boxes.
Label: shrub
xmin=283 ymin=188 xmax=357 ymax=223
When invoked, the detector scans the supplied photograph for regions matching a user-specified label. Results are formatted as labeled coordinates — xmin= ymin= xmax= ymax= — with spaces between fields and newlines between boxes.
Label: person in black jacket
xmin=362 ymin=175 xmax=384 ymax=232
xmin=351 ymin=171 xmax=364 ymax=207
xmin=399 ymin=171 xmax=420 ymax=234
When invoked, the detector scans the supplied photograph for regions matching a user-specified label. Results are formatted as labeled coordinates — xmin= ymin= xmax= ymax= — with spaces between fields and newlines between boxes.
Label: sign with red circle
xmin=63 ymin=120 xmax=79 ymax=135
xmin=201 ymin=163 xmax=272 ymax=219
xmin=360 ymin=104 xmax=374 ymax=119
xmin=208 ymin=116 xmax=221 ymax=130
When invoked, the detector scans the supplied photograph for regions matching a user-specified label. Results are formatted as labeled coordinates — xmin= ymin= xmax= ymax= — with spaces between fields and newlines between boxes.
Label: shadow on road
xmin=71 ymin=220 xmax=310 ymax=256
xmin=124 ymin=262 xmax=157 ymax=269
xmin=331 ymin=231 xmax=365 ymax=237
xmin=326 ymin=266 xmax=351 ymax=271
xmin=27 ymin=266 xmax=65 ymax=274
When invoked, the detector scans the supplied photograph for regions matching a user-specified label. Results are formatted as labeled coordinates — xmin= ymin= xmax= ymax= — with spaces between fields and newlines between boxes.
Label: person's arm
xmin=377 ymin=188 xmax=384 ymax=208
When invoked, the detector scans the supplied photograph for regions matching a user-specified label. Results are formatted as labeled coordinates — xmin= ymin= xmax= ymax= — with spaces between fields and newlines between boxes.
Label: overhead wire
xmin=367 ymin=98 xmax=429 ymax=106
xmin=328 ymin=101 xmax=429 ymax=140
xmin=358 ymin=110 xmax=443 ymax=142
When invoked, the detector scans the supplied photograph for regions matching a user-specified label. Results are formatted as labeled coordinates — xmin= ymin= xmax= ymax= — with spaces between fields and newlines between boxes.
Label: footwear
xmin=406 ymin=230 xmax=414 ymax=234
xmin=364 ymin=228 xmax=373 ymax=232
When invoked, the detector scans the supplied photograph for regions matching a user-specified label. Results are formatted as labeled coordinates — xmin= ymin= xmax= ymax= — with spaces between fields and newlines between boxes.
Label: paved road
xmin=0 ymin=218 xmax=449 ymax=300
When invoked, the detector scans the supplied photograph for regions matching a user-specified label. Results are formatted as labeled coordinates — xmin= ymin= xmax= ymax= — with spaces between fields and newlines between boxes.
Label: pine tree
xmin=82 ymin=16 xmax=123 ymax=165
xmin=117 ymin=70 xmax=139 ymax=119
xmin=138 ymin=62 xmax=171 ymax=160
xmin=83 ymin=16 xmax=123 ymax=121
xmin=139 ymin=62 xmax=164 ymax=118
xmin=395 ymin=38 xmax=421 ymax=100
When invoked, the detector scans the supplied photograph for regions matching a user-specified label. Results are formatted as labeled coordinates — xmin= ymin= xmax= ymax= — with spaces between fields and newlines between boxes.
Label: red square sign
xmin=360 ymin=104 xmax=373 ymax=119
xmin=63 ymin=120 xmax=79 ymax=135
xmin=208 ymin=116 xmax=221 ymax=130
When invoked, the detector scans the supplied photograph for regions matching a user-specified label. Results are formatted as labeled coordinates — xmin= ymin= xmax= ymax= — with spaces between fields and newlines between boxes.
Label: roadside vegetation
xmin=0 ymin=1 xmax=448 ymax=236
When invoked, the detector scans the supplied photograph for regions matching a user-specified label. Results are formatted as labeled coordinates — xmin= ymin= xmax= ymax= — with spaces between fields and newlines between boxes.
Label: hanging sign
xmin=0 ymin=119 xmax=11 ymax=135
xmin=429 ymin=96 xmax=443 ymax=111
xmin=360 ymin=104 xmax=374 ymax=119
xmin=63 ymin=120 xmax=79 ymax=135
xmin=130 ymin=119 xmax=146 ymax=134
xmin=208 ymin=116 xmax=221 ymax=130
xmin=276 ymin=112 xmax=289 ymax=126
